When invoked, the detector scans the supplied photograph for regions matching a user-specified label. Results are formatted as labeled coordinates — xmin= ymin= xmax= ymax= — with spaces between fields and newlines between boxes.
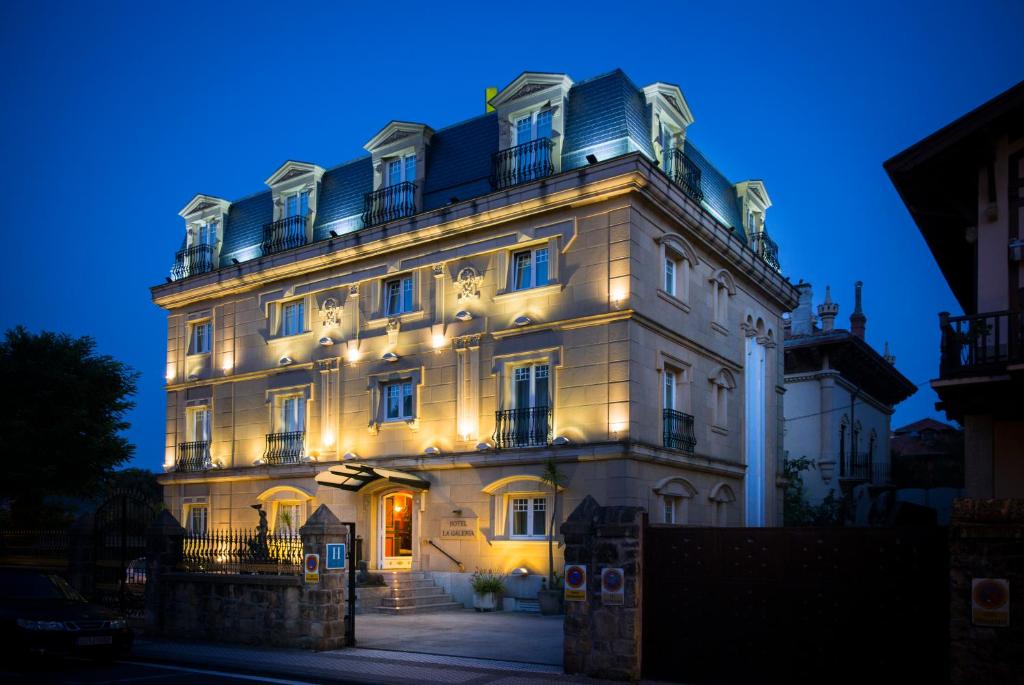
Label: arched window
xmin=482 ymin=474 xmax=565 ymax=542
xmin=709 ymin=483 xmax=736 ymax=527
xmin=710 ymin=369 xmax=737 ymax=430
xmin=653 ymin=477 xmax=697 ymax=524
xmin=256 ymin=485 xmax=314 ymax=535
xmin=659 ymin=235 xmax=698 ymax=305
xmin=709 ymin=270 xmax=736 ymax=330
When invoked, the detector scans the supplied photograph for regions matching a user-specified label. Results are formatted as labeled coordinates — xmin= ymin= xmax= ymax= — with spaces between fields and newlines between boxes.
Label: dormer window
xmin=363 ymin=122 xmax=433 ymax=227
xmin=490 ymin=72 xmax=572 ymax=189
xmin=172 ymin=194 xmax=230 ymax=281
xmin=735 ymin=181 xmax=779 ymax=271
xmin=262 ymin=161 xmax=324 ymax=256
xmin=194 ymin=221 xmax=217 ymax=247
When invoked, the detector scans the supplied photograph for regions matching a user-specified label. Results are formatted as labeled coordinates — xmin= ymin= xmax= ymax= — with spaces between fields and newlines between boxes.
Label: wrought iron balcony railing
xmin=749 ymin=229 xmax=781 ymax=272
xmin=362 ymin=182 xmax=416 ymax=227
xmin=662 ymin=409 xmax=696 ymax=454
xmin=491 ymin=138 xmax=554 ymax=190
xmin=261 ymin=216 xmax=308 ymax=256
xmin=176 ymin=440 xmax=212 ymax=472
xmin=170 ymin=244 xmax=215 ymax=281
xmin=264 ymin=431 xmax=305 ymax=465
xmin=940 ymin=310 xmax=1024 ymax=377
xmin=667 ymin=148 xmax=704 ymax=204
xmin=493 ymin=407 xmax=552 ymax=449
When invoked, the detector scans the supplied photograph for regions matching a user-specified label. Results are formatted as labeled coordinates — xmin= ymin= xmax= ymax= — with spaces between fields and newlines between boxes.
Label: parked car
xmin=0 ymin=568 xmax=133 ymax=659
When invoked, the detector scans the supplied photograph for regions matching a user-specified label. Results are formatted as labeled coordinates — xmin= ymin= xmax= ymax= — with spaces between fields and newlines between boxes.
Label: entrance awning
xmin=315 ymin=463 xmax=431 ymax=492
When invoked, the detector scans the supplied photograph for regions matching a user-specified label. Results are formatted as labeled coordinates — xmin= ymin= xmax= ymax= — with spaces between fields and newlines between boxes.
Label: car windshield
xmin=0 ymin=570 xmax=86 ymax=601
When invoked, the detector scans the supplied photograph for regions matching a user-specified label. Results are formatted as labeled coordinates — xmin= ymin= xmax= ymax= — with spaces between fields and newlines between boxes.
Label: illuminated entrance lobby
xmin=153 ymin=69 xmax=797 ymax=607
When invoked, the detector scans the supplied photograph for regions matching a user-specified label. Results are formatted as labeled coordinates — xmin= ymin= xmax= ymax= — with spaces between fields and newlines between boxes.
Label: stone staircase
xmin=377 ymin=571 xmax=464 ymax=614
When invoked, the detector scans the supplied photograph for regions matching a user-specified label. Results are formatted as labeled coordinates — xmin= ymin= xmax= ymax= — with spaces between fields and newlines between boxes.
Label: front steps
xmin=376 ymin=571 xmax=464 ymax=614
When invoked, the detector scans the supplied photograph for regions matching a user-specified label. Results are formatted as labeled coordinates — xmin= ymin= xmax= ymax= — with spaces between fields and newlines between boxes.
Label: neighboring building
xmin=783 ymin=282 xmax=916 ymax=504
xmin=152 ymin=70 xmax=797 ymax=597
xmin=886 ymin=81 xmax=1024 ymax=499
xmin=890 ymin=418 xmax=965 ymax=489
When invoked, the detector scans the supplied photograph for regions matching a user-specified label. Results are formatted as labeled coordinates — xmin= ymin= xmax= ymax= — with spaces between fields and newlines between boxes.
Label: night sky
xmin=1 ymin=1 xmax=1020 ymax=472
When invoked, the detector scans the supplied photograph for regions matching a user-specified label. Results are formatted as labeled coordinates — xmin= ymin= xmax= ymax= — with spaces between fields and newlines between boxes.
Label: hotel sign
xmin=439 ymin=517 xmax=477 ymax=540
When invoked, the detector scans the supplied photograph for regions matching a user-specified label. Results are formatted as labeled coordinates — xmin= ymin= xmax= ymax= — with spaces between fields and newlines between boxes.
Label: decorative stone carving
xmin=378 ymin=129 xmax=413 ymax=147
xmin=455 ymin=267 xmax=483 ymax=303
xmin=348 ymin=284 xmax=359 ymax=298
xmin=386 ymin=317 xmax=400 ymax=346
xmin=319 ymin=298 xmax=341 ymax=328
xmin=453 ymin=334 xmax=482 ymax=350
xmin=510 ymin=82 xmax=552 ymax=100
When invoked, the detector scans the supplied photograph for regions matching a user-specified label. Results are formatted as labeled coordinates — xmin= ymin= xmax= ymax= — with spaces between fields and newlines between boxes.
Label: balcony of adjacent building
xmin=662 ymin=409 xmax=696 ymax=454
xmin=263 ymin=431 xmax=305 ymax=465
xmin=491 ymin=138 xmax=555 ymax=190
xmin=176 ymin=440 xmax=212 ymax=472
xmin=748 ymin=228 xmax=781 ymax=272
xmin=170 ymin=244 xmax=215 ymax=281
xmin=261 ymin=216 xmax=308 ymax=256
xmin=939 ymin=310 xmax=1024 ymax=378
xmin=362 ymin=182 xmax=416 ymax=227
xmin=666 ymin=148 xmax=704 ymax=204
xmin=493 ymin=407 xmax=552 ymax=449
xmin=839 ymin=453 xmax=891 ymax=487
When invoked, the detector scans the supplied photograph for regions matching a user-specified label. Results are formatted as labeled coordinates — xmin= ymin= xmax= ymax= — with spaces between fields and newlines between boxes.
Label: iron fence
xmin=940 ymin=309 xmax=1024 ymax=377
xmin=662 ymin=409 xmax=696 ymax=454
xmin=179 ymin=529 xmax=303 ymax=575
xmin=362 ymin=182 xmax=416 ymax=226
xmin=261 ymin=216 xmax=308 ymax=255
xmin=749 ymin=229 xmax=781 ymax=271
xmin=491 ymin=138 xmax=554 ymax=189
xmin=493 ymin=407 xmax=552 ymax=448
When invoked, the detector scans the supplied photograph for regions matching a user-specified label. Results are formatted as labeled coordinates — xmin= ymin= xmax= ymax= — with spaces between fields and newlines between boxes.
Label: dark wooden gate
xmin=642 ymin=526 xmax=949 ymax=683
xmin=93 ymin=489 xmax=156 ymax=615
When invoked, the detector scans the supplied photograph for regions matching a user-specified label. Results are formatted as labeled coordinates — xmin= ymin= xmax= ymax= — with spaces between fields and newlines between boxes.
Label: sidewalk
xmin=131 ymin=637 xmax=615 ymax=685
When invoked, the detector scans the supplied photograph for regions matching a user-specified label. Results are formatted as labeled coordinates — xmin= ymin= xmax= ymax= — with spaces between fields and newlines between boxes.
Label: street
xmin=0 ymin=659 xmax=344 ymax=685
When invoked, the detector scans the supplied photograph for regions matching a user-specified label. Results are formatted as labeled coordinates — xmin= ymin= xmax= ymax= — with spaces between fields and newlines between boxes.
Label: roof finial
xmin=850 ymin=280 xmax=866 ymax=339
xmin=817 ymin=285 xmax=839 ymax=332
xmin=884 ymin=341 xmax=895 ymax=365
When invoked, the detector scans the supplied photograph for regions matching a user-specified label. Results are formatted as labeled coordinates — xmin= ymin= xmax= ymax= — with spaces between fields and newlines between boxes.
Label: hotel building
xmin=153 ymin=69 xmax=798 ymax=598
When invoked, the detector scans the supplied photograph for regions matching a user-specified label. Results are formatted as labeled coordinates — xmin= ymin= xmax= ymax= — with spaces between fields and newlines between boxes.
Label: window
xmin=515 ymin=109 xmax=553 ymax=145
xmin=189 ymin=321 xmax=211 ymax=355
xmin=285 ymin=190 xmax=309 ymax=218
xmin=710 ymin=271 xmax=735 ymax=329
xmin=383 ymin=276 xmax=414 ymax=316
xmin=186 ymin=505 xmax=208 ymax=535
xmin=387 ymin=154 xmax=416 ymax=186
xmin=194 ymin=221 xmax=217 ymax=246
xmin=664 ymin=257 xmax=676 ymax=297
xmin=275 ymin=502 xmax=303 ymax=535
xmin=281 ymin=300 xmax=305 ymax=337
xmin=512 ymin=247 xmax=549 ymax=291
xmin=660 ymin=123 xmax=680 ymax=173
xmin=510 ymin=496 xmax=546 ymax=538
xmin=187 ymin=406 xmax=211 ymax=443
xmin=383 ymin=381 xmax=414 ymax=421
xmin=664 ymin=370 xmax=676 ymax=411
xmin=711 ymin=369 xmax=735 ymax=430
xmin=513 ymin=364 xmax=550 ymax=409
xmin=279 ymin=396 xmax=305 ymax=434
xmin=663 ymin=497 xmax=679 ymax=524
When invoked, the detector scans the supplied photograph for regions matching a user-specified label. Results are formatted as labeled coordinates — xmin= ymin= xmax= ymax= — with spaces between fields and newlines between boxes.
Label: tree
xmin=0 ymin=326 xmax=138 ymax=526
xmin=783 ymin=456 xmax=842 ymax=527
xmin=540 ymin=456 xmax=566 ymax=587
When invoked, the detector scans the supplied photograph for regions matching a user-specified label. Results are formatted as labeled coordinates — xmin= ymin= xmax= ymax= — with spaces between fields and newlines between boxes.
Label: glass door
xmin=380 ymin=491 xmax=413 ymax=569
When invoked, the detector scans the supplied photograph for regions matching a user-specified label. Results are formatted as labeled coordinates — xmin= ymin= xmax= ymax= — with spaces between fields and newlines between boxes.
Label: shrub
xmin=470 ymin=569 xmax=506 ymax=594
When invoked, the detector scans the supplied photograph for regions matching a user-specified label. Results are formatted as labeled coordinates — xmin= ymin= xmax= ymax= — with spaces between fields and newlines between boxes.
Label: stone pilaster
xmin=299 ymin=504 xmax=348 ymax=651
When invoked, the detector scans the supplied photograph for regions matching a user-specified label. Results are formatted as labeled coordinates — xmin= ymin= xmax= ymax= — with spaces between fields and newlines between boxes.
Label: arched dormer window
xmin=653 ymin=476 xmax=697 ymax=524
xmin=709 ymin=269 xmax=736 ymax=332
xmin=708 ymin=482 xmax=736 ymax=527
xmin=710 ymin=368 xmax=736 ymax=431
xmin=658 ymin=234 xmax=698 ymax=306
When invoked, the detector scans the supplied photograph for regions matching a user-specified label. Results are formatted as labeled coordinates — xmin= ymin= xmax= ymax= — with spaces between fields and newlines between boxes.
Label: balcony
xmin=493 ymin=407 xmax=552 ymax=449
xmin=170 ymin=244 xmax=215 ymax=281
xmin=662 ymin=409 xmax=696 ymax=454
xmin=176 ymin=441 xmax=212 ymax=472
xmin=749 ymin=229 xmax=781 ymax=272
xmin=264 ymin=431 xmax=305 ymax=465
xmin=666 ymin=148 xmax=704 ymax=204
xmin=940 ymin=310 xmax=1024 ymax=377
xmin=491 ymin=138 xmax=554 ymax=190
xmin=261 ymin=216 xmax=308 ymax=256
xmin=362 ymin=182 xmax=416 ymax=227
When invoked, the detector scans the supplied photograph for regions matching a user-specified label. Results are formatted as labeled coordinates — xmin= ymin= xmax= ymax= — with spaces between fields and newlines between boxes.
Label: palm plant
xmin=540 ymin=456 xmax=566 ymax=587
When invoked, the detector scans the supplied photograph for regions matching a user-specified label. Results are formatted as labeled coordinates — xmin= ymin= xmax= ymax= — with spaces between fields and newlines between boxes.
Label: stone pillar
xmin=299 ymin=504 xmax=347 ymax=651
xmin=561 ymin=495 xmax=644 ymax=682
xmin=950 ymin=499 xmax=1024 ymax=683
xmin=144 ymin=510 xmax=185 ymax=635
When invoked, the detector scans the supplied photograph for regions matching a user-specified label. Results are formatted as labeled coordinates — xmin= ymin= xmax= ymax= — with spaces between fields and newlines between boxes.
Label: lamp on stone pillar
xmin=850 ymin=281 xmax=867 ymax=339
xmin=817 ymin=286 xmax=839 ymax=332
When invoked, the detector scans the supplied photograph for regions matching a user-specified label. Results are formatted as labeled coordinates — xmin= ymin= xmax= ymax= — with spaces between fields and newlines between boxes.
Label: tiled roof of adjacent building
xmin=206 ymin=69 xmax=750 ymax=270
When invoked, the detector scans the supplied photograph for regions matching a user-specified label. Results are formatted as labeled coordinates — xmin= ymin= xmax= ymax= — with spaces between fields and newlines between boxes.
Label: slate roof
xmin=203 ymin=69 xmax=753 ymax=271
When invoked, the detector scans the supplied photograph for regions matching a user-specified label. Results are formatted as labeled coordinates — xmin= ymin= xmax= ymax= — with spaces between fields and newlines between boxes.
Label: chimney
xmin=817 ymin=285 xmax=839 ymax=332
xmin=850 ymin=280 xmax=867 ymax=339
xmin=791 ymin=283 xmax=815 ymax=335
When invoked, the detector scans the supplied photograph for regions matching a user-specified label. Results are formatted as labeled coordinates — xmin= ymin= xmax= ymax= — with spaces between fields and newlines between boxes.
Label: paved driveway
xmin=352 ymin=610 xmax=564 ymax=665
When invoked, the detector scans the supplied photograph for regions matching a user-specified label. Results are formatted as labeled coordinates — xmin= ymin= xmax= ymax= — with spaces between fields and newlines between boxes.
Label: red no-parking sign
xmin=564 ymin=563 xmax=586 ymax=602
xmin=304 ymin=553 xmax=320 ymax=584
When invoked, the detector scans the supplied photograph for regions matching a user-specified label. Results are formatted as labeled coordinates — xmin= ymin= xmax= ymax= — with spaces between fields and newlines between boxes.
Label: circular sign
xmin=305 ymin=554 xmax=319 ymax=572
xmin=973 ymin=579 xmax=1009 ymax=610
xmin=603 ymin=568 xmax=624 ymax=592
xmin=566 ymin=565 xmax=585 ymax=588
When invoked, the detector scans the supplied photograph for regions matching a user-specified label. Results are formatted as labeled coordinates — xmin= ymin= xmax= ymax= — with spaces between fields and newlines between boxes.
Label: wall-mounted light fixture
xmin=330 ymin=230 xmax=339 ymax=238
xmin=343 ymin=451 xmax=359 ymax=460
xmin=610 ymin=284 xmax=628 ymax=306
xmin=431 ymin=334 xmax=446 ymax=350
xmin=347 ymin=347 xmax=361 ymax=364
xmin=513 ymin=315 xmax=532 ymax=327
xmin=553 ymin=436 xmax=571 ymax=446
xmin=455 ymin=310 xmax=472 ymax=322
xmin=187 ymin=373 xmax=199 ymax=382
xmin=319 ymin=336 xmax=334 ymax=346
xmin=476 ymin=441 xmax=492 ymax=452
xmin=252 ymin=458 xmax=266 ymax=466
xmin=424 ymin=445 xmax=441 ymax=456
xmin=586 ymin=154 xmax=599 ymax=165
xmin=382 ymin=351 xmax=399 ymax=363
xmin=231 ymin=258 xmax=240 ymax=265
xmin=278 ymin=356 xmax=293 ymax=366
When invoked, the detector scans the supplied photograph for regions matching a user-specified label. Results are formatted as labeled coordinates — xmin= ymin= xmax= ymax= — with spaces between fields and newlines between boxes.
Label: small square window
xmin=189 ymin=321 xmax=211 ymax=355
xmin=384 ymin=381 xmax=414 ymax=421
xmin=383 ymin=276 xmax=414 ymax=316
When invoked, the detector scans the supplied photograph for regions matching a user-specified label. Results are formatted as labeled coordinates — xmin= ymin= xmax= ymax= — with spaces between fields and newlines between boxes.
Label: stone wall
xmin=950 ymin=498 xmax=1024 ymax=683
xmin=561 ymin=495 xmax=644 ymax=681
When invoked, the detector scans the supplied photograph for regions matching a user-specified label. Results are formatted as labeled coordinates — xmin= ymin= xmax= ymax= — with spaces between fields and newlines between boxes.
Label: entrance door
xmin=380 ymin=491 xmax=413 ymax=569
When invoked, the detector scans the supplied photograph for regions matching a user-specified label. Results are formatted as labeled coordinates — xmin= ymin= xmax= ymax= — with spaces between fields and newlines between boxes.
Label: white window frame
xmin=277 ymin=394 xmax=306 ymax=434
xmin=284 ymin=189 xmax=310 ymax=218
xmin=511 ymin=246 xmax=549 ymax=291
xmin=280 ymin=299 xmax=306 ymax=337
xmin=513 ymin=108 xmax=553 ymax=145
xmin=188 ymin=320 xmax=211 ymax=356
xmin=185 ymin=504 xmax=208 ymax=535
xmin=192 ymin=221 xmax=217 ymax=247
xmin=273 ymin=501 xmax=304 ymax=535
xmin=664 ymin=370 xmax=677 ymax=412
xmin=663 ymin=496 xmax=678 ymax=524
xmin=186 ymin=405 xmax=211 ymax=443
xmin=509 ymin=495 xmax=548 ymax=539
xmin=385 ymin=154 xmax=416 ymax=187
xmin=382 ymin=380 xmax=415 ymax=422
xmin=383 ymin=275 xmax=415 ymax=316
xmin=511 ymin=363 xmax=550 ymax=410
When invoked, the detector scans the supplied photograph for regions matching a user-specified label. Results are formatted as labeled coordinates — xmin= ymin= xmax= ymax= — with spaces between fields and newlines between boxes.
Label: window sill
xmin=710 ymin=321 xmax=729 ymax=336
xmin=657 ymin=288 xmax=690 ymax=313
xmin=710 ymin=425 xmax=729 ymax=436
xmin=271 ymin=330 xmax=311 ymax=342
xmin=186 ymin=352 xmax=212 ymax=358
xmin=493 ymin=282 xmax=561 ymax=303
xmin=366 ymin=310 xmax=426 ymax=328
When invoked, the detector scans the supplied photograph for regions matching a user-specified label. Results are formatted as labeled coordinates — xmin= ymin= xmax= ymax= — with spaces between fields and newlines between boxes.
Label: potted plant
xmin=470 ymin=569 xmax=505 ymax=612
xmin=538 ymin=457 xmax=566 ymax=615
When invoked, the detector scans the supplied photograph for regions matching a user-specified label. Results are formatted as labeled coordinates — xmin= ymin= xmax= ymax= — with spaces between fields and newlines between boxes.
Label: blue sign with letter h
xmin=325 ymin=543 xmax=346 ymax=570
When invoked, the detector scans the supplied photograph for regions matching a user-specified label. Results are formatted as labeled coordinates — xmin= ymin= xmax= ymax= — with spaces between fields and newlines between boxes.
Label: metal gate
xmin=642 ymin=526 xmax=949 ymax=683
xmin=93 ymin=489 xmax=157 ymax=615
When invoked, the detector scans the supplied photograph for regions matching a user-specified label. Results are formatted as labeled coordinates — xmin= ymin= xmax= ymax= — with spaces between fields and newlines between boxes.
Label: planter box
xmin=473 ymin=592 xmax=500 ymax=611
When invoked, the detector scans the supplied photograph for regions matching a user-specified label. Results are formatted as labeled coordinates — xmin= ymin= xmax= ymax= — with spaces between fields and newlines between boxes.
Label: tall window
xmin=664 ymin=370 xmax=677 ymax=411
xmin=186 ymin=505 xmax=208 ymax=535
xmin=387 ymin=154 xmax=416 ymax=186
xmin=663 ymin=497 xmax=679 ymax=524
xmin=383 ymin=276 xmax=414 ymax=315
xmin=384 ymin=381 xmax=414 ymax=421
xmin=280 ymin=396 xmax=305 ymax=434
xmin=512 ymin=247 xmax=549 ymax=291
xmin=281 ymin=300 xmax=305 ymax=336
xmin=276 ymin=502 xmax=303 ymax=534
xmin=195 ymin=221 xmax=217 ymax=246
xmin=510 ymin=496 xmax=546 ymax=538
xmin=285 ymin=190 xmax=309 ymax=218
xmin=664 ymin=257 xmax=676 ymax=297
xmin=187 ymin=407 xmax=211 ymax=443
xmin=189 ymin=321 xmax=211 ymax=355
xmin=513 ymin=364 xmax=549 ymax=409
xmin=660 ymin=123 xmax=679 ymax=173
xmin=711 ymin=273 xmax=733 ymax=328
xmin=515 ymin=109 xmax=553 ymax=145
xmin=711 ymin=370 xmax=734 ymax=429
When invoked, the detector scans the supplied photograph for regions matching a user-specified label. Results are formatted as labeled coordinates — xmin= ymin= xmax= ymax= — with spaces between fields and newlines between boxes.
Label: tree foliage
xmin=0 ymin=326 xmax=138 ymax=525
xmin=783 ymin=456 xmax=843 ymax=527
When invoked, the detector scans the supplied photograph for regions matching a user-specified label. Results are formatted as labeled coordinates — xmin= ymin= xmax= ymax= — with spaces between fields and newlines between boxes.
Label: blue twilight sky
xmin=1 ymin=1 xmax=1021 ymax=473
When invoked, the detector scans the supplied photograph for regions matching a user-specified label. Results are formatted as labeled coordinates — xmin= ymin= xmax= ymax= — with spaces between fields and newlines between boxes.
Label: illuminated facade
xmin=153 ymin=70 xmax=798 ymax=599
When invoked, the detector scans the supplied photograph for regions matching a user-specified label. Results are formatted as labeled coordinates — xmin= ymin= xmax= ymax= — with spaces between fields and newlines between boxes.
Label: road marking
xmin=119 ymin=661 xmax=319 ymax=685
